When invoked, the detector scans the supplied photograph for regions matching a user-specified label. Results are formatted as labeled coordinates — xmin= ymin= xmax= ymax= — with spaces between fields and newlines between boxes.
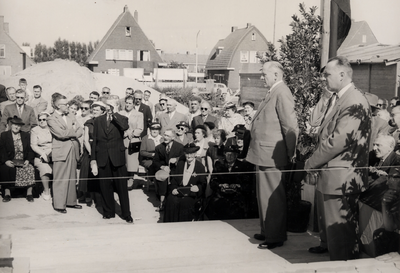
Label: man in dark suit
xmin=246 ymin=61 xmax=298 ymax=250
xmin=191 ymin=101 xmax=218 ymax=131
xmin=90 ymin=100 xmax=133 ymax=223
xmin=305 ymin=56 xmax=371 ymax=260
xmin=152 ymin=128 xmax=185 ymax=211
xmin=0 ymin=89 xmax=37 ymax=134
xmin=133 ymin=90 xmax=152 ymax=138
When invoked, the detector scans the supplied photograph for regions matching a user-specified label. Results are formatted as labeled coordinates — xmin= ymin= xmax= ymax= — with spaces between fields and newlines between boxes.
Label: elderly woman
xmin=193 ymin=125 xmax=209 ymax=168
xmin=1 ymin=116 xmax=35 ymax=202
xmin=30 ymin=112 xmax=53 ymax=201
xmin=164 ymin=143 xmax=206 ymax=222
xmin=119 ymin=95 xmax=144 ymax=189
xmin=218 ymin=102 xmax=245 ymax=138
xmin=78 ymin=101 xmax=107 ymax=206
xmin=174 ymin=121 xmax=192 ymax=145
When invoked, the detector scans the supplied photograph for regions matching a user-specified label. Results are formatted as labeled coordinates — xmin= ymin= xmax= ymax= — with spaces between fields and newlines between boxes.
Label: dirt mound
xmin=1 ymin=59 xmax=188 ymax=113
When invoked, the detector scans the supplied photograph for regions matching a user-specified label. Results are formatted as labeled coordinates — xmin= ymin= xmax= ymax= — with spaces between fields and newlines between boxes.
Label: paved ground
xmin=1 ymin=186 xmax=399 ymax=272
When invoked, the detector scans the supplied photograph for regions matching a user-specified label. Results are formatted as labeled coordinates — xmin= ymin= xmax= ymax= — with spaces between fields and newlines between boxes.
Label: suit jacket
xmin=0 ymin=130 xmax=34 ymax=165
xmin=27 ymin=97 xmax=48 ymax=117
xmin=168 ymin=159 xmax=206 ymax=198
xmin=152 ymin=140 xmax=184 ymax=171
xmin=137 ymin=103 xmax=153 ymax=138
xmin=175 ymin=133 xmax=193 ymax=146
xmin=0 ymin=84 xmax=6 ymax=104
xmin=91 ymin=113 xmax=129 ymax=168
xmin=305 ymin=85 xmax=371 ymax=195
xmin=47 ymin=111 xmax=82 ymax=162
xmin=191 ymin=114 xmax=218 ymax=131
xmin=159 ymin=111 xmax=188 ymax=135
xmin=119 ymin=109 xmax=143 ymax=147
xmin=246 ymin=81 xmax=298 ymax=167
xmin=0 ymin=103 xmax=38 ymax=133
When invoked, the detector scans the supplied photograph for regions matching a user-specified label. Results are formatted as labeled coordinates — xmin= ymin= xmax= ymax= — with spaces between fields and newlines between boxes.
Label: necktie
xmin=166 ymin=144 xmax=171 ymax=155
xmin=18 ymin=106 xmax=22 ymax=117
xmin=186 ymin=163 xmax=191 ymax=170
xmin=322 ymin=93 xmax=338 ymax=123
xmin=202 ymin=115 xmax=206 ymax=122
xmin=107 ymin=115 xmax=111 ymax=129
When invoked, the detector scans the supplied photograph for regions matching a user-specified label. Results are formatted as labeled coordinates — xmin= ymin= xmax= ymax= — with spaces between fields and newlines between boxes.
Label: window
xmin=240 ymin=51 xmax=249 ymax=63
xmin=125 ymin=27 xmax=131 ymax=37
xmin=362 ymin=35 xmax=366 ymax=43
xmin=249 ymin=51 xmax=259 ymax=63
xmin=251 ymin=33 xmax=256 ymax=41
xmin=137 ymin=50 xmax=150 ymax=61
xmin=105 ymin=49 xmax=134 ymax=61
xmin=0 ymin=44 xmax=5 ymax=58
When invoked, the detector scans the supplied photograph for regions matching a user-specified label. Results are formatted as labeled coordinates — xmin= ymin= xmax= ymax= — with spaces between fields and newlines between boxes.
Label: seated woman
xmin=206 ymin=145 xmax=251 ymax=220
xmin=139 ymin=122 xmax=163 ymax=180
xmin=193 ymin=125 xmax=209 ymax=169
xmin=164 ymin=143 xmax=206 ymax=222
xmin=1 ymin=116 xmax=35 ymax=202
xmin=30 ymin=112 xmax=53 ymax=201
xmin=205 ymin=129 xmax=226 ymax=196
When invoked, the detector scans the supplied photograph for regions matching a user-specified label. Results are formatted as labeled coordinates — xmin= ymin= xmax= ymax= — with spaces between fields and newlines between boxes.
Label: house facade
xmin=0 ymin=16 xmax=34 ymax=76
xmin=205 ymin=24 xmax=269 ymax=91
xmin=87 ymin=6 xmax=163 ymax=76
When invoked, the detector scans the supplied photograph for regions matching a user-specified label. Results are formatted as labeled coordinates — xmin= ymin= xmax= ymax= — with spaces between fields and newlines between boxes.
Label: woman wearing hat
xmin=175 ymin=121 xmax=192 ymax=146
xmin=218 ymin=102 xmax=245 ymax=138
xmin=139 ymin=122 xmax=163 ymax=177
xmin=193 ymin=125 xmax=209 ymax=169
xmin=78 ymin=101 xmax=107 ymax=206
xmin=164 ymin=143 xmax=206 ymax=222
xmin=30 ymin=112 xmax=53 ymax=201
xmin=0 ymin=116 xmax=36 ymax=202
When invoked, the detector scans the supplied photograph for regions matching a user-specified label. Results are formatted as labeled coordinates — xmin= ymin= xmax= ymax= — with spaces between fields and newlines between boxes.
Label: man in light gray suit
xmin=159 ymin=99 xmax=188 ymax=135
xmin=246 ymin=61 xmax=298 ymax=249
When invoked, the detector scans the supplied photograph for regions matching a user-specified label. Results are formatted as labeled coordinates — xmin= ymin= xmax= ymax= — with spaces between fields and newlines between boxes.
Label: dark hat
xmin=232 ymin=124 xmax=246 ymax=132
xmin=184 ymin=142 xmax=200 ymax=154
xmin=224 ymin=145 xmax=239 ymax=153
xmin=9 ymin=115 xmax=24 ymax=126
xmin=176 ymin=121 xmax=190 ymax=128
xmin=203 ymin=121 xmax=215 ymax=130
xmin=149 ymin=122 xmax=162 ymax=130
xmin=242 ymin=101 xmax=255 ymax=108
xmin=224 ymin=102 xmax=236 ymax=110
xmin=194 ymin=124 xmax=206 ymax=132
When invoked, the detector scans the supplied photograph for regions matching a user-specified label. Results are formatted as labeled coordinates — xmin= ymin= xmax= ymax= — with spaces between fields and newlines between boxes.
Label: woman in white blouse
xmin=193 ymin=125 xmax=209 ymax=169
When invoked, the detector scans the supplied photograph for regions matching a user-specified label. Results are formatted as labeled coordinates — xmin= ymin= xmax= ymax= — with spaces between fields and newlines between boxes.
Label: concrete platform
xmin=0 ymin=188 xmax=399 ymax=272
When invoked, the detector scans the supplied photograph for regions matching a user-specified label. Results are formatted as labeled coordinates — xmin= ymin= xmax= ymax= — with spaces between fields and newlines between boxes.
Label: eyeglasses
xmin=177 ymin=127 xmax=186 ymax=131
xmin=81 ymin=107 xmax=89 ymax=110
xmin=135 ymin=98 xmax=142 ymax=101
xmin=160 ymin=103 xmax=165 ymax=106
xmin=39 ymin=119 xmax=47 ymax=122
xmin=16 ymin=96 xmax=25 ymax=99
xmin=201 ymin=107 xmax=208 ymax=110
xmin=377 ymin=104 xmax=382 ymax=107
xmin=102 ymin=92 xmax=110 ymax=94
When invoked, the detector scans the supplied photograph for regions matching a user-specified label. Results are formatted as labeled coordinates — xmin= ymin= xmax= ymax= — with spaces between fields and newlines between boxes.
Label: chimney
xmin=186 ymin=51 xmax=190 ymax=55
xmin=134 ymin=10 xmax=138 ymax=23
xmin=246 ymin=23 xmax=252 ymax=28
xmin=231 ymin=26 xmax=238 ymax=32
xmin=0 ymin=16 xmax=4 ymax=33
xmin=4 ymin=22 xmax=9 ymax=34
xmin=123 ymin=5 xmax=129 ymax=12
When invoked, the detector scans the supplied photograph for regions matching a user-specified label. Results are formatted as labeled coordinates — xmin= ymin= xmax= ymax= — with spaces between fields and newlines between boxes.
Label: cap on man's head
xmin=224 ymin=145 xmax=239 ymax=153
xmin=150 ymin=122 xmax=162 ymax=130
xmin=176 ymin=121 xmax=190 ymax=129
xmin=243 ymin=101 xmax=255 ymax=108
xmin=92 ymin=101 xmax=107 ymax=109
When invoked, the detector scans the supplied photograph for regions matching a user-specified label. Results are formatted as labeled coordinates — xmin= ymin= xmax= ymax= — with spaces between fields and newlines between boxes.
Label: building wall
xmin=239 ymin=72 xmax=266 ymax=109
xmin=352 ymin=63 xmax=397 ymax=99
xmin=90 ymin=12 xmax=162 ymax=75
xmin=0 ymin=32 xmax=34 ymax=75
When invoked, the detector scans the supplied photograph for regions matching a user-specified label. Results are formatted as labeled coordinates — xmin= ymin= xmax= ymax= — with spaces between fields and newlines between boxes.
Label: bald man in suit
xmin=246 ymin=61 xmax=298 ymax=250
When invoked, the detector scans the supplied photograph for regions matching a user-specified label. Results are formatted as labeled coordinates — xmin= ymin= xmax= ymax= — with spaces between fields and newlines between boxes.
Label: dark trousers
xmin=316 ymin=190 xmax=360 ymax=261
xmin=98 ymin=157 xmax=131 ymax=218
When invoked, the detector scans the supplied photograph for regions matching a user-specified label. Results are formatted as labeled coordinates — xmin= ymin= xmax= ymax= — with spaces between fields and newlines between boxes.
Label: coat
xmin=152 ymin=140 xmax=184 ymax=171
xmin=136 ymin=103 xmax=153 ymax=138
xmin=91 ymin=113 xmax=129 ymax=168
xmin=0 ymin=130 xmax=34 ymax=165
xmin=47 ymin=111 xmax=82 ymax=162
xmin=0 ymin=103 xmax=38 ymax=134
xmin=191 ymin=114 xmax=218 ymax=132
xmin=246 ymin=81 xmax=298 ymax=168
xmin=27 ymin=97 xmax=48 ymax=117
xmin=305 ymin=85 xmax=371 ymax=195
xmin=159 ymin=111 xmax=188 ymax=135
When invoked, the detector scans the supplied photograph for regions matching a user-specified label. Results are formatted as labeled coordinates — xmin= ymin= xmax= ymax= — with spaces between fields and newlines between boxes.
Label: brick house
xmin=205 ymin=24 xmax=269 ymax=91
xmin=0 ymin=16 xmax=34 ymax=76
xmin=87 ymin=6 xmax=163 ymax=76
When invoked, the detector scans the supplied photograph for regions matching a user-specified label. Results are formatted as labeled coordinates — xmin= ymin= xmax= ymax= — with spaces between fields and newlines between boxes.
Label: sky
xmin=1 ymin=0 xmax=400 ymax=55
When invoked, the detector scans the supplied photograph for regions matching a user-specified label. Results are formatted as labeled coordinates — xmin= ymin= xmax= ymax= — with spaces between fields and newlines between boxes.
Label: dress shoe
xmin=253 ymin=234 xmax=266 ymax=241
xmin=2 ymin=195 xmax=11 ymax=202
xmin=54 ymin=208 xmax=67 ymax=214
xmin=26 ymin=195 xmax=34 ymax=202
xmin=308 ymin=246 xmax=328 ymax=254
xmin=258 ymin=241 xmax=284 ymax=249
xmin=122 ymin=216 xmax=134 ymax=223
xmin=103 ymin=215 xmax=115 ymax=219
xmin=66 ymin=205 xmax=82 ymax=209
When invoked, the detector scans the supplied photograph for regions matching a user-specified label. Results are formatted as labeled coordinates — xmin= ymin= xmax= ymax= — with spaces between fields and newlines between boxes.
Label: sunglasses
xmin=201 ymin=107 xmax=208 ymax=110
xmin=177 ymin=127 xmax=186 ymax=131
xmin=135 ymin=98 xmax=142 ymax=100
xmin=160 ymin=103 xmax=165 ymax=106
xmin=377 ymin=104 xmax=382 ymax=107
xmin=39 ymin=119 xmax=47 ymax=121
xmin=16 ymin=96 xmax=25 ymax=99
xmin=81 ymin=107 xmax=89 ymax=110
xmin=102 ymin=92 xmax=110 ymax=94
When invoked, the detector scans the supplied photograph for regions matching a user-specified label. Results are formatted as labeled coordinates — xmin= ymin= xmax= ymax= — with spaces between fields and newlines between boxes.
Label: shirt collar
xmin=268 ymin=80 xmax=283 ymax=93
xmin=337 ymin=82 xmax=353 ymax=99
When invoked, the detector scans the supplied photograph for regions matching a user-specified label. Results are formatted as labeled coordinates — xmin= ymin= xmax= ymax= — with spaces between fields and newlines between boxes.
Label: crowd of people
xmin=0 ymin=55 xmax=399 ymax=261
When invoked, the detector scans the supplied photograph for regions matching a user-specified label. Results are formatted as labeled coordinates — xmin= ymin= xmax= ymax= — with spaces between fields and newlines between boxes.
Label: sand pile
xmin=1 ymin=59 xmax=188 ymax=113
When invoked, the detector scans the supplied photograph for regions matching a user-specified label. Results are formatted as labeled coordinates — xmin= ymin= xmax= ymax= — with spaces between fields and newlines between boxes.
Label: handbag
xmin=12 ymin=159 xmax=25 ymax=167
xmin=128 ymin=140 xmax=141 ymax=155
